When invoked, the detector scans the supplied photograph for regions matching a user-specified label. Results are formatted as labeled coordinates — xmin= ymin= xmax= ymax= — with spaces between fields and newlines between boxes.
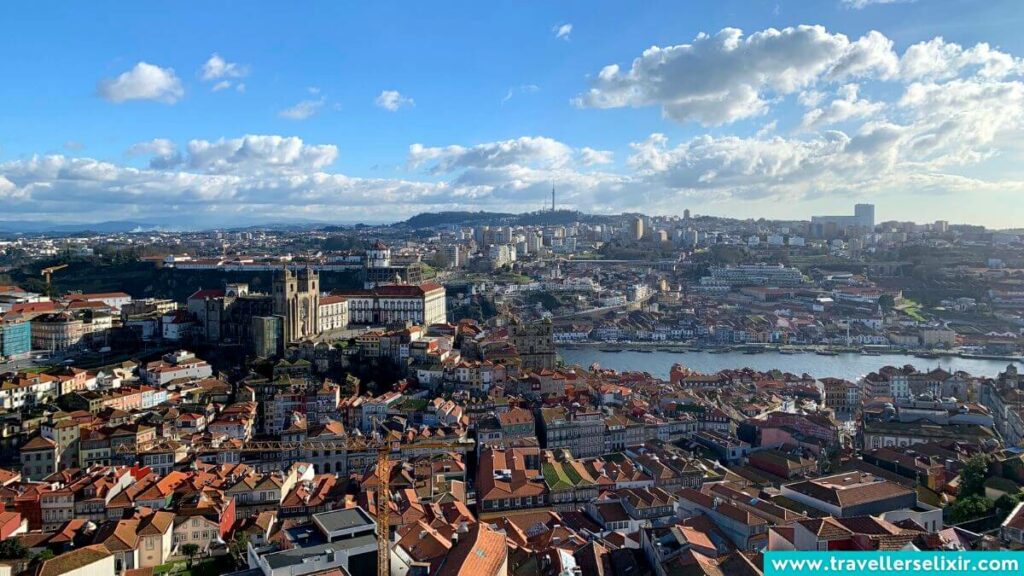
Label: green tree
xmin=34 ymin=549 xmax=55 ymax=561
xmin=878 ymin=294 xmax=896 ymax=313
xmin=946 ymin=495 xmax=993 ymax=524
xmin=995 ymin=492 xmax=1023 ymax=519
xmin=0 ymin=538 xmax=28 ymax=559
xmin=228 ymin=533 xmax=250 ymax=568
xmin=959 ymin=455 xmax=989 ymax=497
xmin=181 ymin=543 xmax=201 ymax=567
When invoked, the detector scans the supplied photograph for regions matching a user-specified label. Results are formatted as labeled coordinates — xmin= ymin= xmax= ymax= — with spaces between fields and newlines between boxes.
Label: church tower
xmin=273 ymin=267 xmax=320 ymax=343
xmin=366 ymin=240 xmax=391 ymax=268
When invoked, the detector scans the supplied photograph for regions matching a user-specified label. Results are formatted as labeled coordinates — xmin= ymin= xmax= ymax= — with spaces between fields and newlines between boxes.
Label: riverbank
xmin=557 ymin=347 xmax=1019 ymax=381
xmin=557 ymin=341 xmax=1022 ymax=363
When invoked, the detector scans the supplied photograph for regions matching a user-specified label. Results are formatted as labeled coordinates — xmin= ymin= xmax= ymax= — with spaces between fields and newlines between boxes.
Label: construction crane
xmin=40 ymin=264 xmax=68 ymax=296
xmin=373 ymin=434 xmax=470 ymax=576
xmin=376 ymin=440 xmax=394 ymax=576
xmin=117 ymin=429 xmax=472 ymax=576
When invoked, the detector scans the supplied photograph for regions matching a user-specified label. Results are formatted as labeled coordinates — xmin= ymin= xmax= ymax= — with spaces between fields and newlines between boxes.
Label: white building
xmin=334 ymin=283 xmax=446 ymax=326
xmin=67 ymin=292 xmax=132 ymax=313
xmin=317 ymin=295 xmax=349 ymax=331
xmin=140 ymin=350 xmax=213 ymax=385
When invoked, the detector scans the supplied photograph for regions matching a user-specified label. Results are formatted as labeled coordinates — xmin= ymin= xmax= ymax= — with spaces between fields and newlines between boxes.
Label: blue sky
xmin=2 ymin=0 xmax=1024 ymax=227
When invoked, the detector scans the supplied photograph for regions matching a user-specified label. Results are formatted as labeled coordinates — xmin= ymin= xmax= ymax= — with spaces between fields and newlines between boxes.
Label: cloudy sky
xmin=2 ymin=0 xmax=1023 ymax=228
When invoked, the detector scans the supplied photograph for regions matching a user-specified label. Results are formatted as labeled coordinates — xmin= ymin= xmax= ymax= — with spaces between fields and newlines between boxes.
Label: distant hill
xmin=0 ymin=220 xmax=159 ymax=235
xmin=402 ymin=211 xmax=516 ymax=228
xmin=402 ymin=209 xmax=606 ymax=229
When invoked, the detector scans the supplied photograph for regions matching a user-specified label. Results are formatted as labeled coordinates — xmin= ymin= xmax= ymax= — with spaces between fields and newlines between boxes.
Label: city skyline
xmin=3 ymin=1 xmax=1024 ymax=228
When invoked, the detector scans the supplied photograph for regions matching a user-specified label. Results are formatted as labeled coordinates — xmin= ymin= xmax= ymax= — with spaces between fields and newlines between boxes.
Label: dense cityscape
xmin=4 ymin=1 xmax=1024 ymax=575
xmin=0 ymin=203 xmax=1022 ymax=576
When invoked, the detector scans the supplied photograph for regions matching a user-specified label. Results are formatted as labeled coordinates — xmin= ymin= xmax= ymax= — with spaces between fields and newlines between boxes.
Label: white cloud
xmin=841 ymin=0 xmax=913 ymax=9
xmin=574 ymin=25 xmax=899 ymax=125
xmin=828 ymin=30 xmax=899 ymax=80
xmin=579 ymin=147 xmax=614 ymax=166
xmin=201 ymin=53 xmax=248 ymax=81
xmin=798 ymin=90 xmax=826 ymax=108
xmin=501 ymin=84 xmax=540 ymax=105
xmin=900 ymin=37 xmax=1024 ymax=81
xmin=622 ymin=70 xmax=1024 ymax=201
xmin=279 ymin=97 xmax=326 ymax=120
xmin=97 ymin=62 xmax=184 ymax=104
xmin=409 ymin=136 xmax=574 ymax=173
xmin=126 ymin=138 xmax=182 ymax=168
xmin=185 ymin=135 xmax=338 ymax=173
xmin=897 ymin=78 xmax=1024 ymax=166
xmin=375 ymin=90 xmax=415 ymax=111
xmin=212 ymin=80 xmax=233 ymax=92
xmin=801 ymin=84 xmax=885 ymax=128
xmin=0 ymin=175 xmax=19 ymax=198
xmin=553 ymin=23 xmax=572 ymax=41
xmin=9 ymin=29 xmax=1024 ymax=224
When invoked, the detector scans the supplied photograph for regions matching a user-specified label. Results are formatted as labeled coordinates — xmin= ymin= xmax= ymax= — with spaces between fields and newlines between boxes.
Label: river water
xmin=557 ymin=348 xmax=1020 ymax=381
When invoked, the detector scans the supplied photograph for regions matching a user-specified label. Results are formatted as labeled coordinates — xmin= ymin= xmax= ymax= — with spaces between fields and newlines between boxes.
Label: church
xmin=273 ymin=267 xmax=320 ymax=343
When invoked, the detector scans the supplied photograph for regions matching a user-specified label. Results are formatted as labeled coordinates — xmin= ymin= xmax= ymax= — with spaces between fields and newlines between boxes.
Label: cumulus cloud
xmin=201 ymin=53 xmax=248 ymax=81
xmin=623 ymin=71 xmax=1024 ymax=200
xmin=800 ymin=84 xmax=885 ymax=128
xmin=0 ymin=175 xmax=19 ymax=198
xmin=185 ymin=135 xmax=339 ymax=173
xmin=899 ymin=37 xmax=1024 ymax=81
xmin=898 ymin=78 xmax=1024 ymax=166
xmin=553 ymin=23 xmax=572 ymax=40
xmin=574 ymin=25 xmax=899 ymax=125
xmin=97 ymin=62 xmax=184 ymax=104
xmin=9 ymin=28 xmax=1024 ymax=224
xmin=409 ymin=136 xmax=574 ymax=173
xmin=375 ymin=90 xmax=414 ymax=111
xmin=279 ymin=97 xmax=326 ymax=120
xmin=579 ymin=147 xmax=614 ymax=166
xmin=127 ymin=138 xmax=183 ymax=169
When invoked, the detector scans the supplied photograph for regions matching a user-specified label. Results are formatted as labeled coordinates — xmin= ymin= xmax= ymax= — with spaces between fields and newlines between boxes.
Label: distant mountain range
xmin=0 ymin=220 xmax=161 ymax=234
xmin=0 ymin=210 xmax=602 ymax=235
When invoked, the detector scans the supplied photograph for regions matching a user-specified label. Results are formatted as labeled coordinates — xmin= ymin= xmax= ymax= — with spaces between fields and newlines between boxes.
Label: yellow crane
xmin=40 ymin=264 xmax=68 ymax=295
xmin=373 ymin=434 xmax=470 ymax=576
xmin=116 ymin=430 xmax=472 ymax=576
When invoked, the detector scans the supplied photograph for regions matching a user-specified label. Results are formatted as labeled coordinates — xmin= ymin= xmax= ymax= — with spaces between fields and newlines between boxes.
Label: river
xmin=557 ymin=348 xmax=1020 ymax=381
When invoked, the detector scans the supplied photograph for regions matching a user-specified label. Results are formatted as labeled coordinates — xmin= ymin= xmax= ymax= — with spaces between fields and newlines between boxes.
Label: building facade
xmin=335 ymin=283 xmax=446 ymax=326
xmin=0 ymin=318 xmax=31 ymax=360
xmin=273 ymin=268 xmax=320 ymax=343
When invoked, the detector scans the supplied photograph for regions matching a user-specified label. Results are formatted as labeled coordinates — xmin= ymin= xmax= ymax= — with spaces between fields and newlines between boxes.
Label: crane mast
xmin=376 ymin=444 xmax=392 ymax=576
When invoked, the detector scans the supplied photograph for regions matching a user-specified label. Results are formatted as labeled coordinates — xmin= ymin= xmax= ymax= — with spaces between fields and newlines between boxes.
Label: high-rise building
xmin=855 ymin=203 xmax=875 ymax=228
xmin=810 ymin=203 xmax=876 ymax=237
xmin=442 ymin=244 xmax=460 ymax=268
xmin=0 ymin=318 xmax=31 ymax=361
xmin=629 ymin=216 xmax=644 ymax=241
xmin=251 ymin=315 xmax=283 ymax=358
xmin=273 ymin=268 xmax=320 ymax=343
